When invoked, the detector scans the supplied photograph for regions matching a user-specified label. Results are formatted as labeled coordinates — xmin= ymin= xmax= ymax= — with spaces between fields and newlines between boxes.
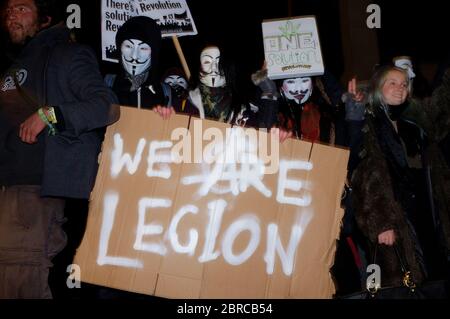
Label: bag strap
xmin=393 ymin=244 xmax=416 ymax=289
xmin=372 ymin=243 xmax=417 ymax=290
xmin=161 ymin=82 xmax=173 ymax=107
xmin=12 ymin=70 xmax=40 ymax=111
xmin=11 ymin=45 xmax=53 ymax=112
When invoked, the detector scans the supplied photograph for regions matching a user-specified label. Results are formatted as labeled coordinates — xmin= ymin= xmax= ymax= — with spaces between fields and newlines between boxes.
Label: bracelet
xmin=45 ymin=106 xmax=57 ymax=124
xmin=37 ymin=107 xmax=50 ymax=126
xmin=37 ymin=107 xmax=56 ymax=136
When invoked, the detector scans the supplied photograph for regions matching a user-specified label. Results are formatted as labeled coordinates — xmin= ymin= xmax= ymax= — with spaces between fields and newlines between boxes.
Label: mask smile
xmin=282 ymin=77 xmax=313 ymax=104
xmin=291 ymin=91 xmax=309 ymax=101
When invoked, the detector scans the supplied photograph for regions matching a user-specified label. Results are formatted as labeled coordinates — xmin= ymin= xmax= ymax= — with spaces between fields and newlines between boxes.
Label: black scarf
xmin=387 ymin=102 xmax=408 ymax=121
xmin=373 ymin=105 xmax=416 ymax=209
xmin=373 ymin=105 xmax=426 ymax=275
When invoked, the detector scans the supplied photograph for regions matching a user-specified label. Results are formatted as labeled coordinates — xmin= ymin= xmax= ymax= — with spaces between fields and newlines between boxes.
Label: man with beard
xmin=0 ymin=0 xmax=119 ymax=298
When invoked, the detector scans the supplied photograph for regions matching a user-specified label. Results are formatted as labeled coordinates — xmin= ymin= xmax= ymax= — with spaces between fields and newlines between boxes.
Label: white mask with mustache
xmin=281 ymin=77 xmax=313 ymax=104
xmin=393 ymin=58 xmax=416 ymax=80
xmin=199 ymin=46 xmax=226 ymax=88
xmin=164 ymin=75 xmax=188 ymax=90
xmin=121 ymin=39 xmax=152 ymax=76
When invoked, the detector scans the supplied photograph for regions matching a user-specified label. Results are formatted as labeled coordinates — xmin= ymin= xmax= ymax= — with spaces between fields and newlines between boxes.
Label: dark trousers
xmin=0 ymin=185 xmax=66 ymax=298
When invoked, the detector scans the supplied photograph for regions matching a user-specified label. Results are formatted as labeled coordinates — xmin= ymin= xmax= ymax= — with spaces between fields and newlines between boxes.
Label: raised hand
xmin=348 ymin=77 xmax=365 ymax=102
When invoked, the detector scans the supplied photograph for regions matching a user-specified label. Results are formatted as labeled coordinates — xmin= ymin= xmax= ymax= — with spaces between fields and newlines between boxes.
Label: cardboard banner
xmin=74 ymin=107 xmax=348 ymax=298
xmin=263 ymin=16 xmax=325 ymax=80
xmin=102 ymin=0 xmax=197 ymax=62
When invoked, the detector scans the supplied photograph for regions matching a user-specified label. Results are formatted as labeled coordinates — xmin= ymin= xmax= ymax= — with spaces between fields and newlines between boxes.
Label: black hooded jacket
xmin=0 ymin=24 xmax=119 ymax=198
xmin=113 ymin=16 xmax=167 ymax=109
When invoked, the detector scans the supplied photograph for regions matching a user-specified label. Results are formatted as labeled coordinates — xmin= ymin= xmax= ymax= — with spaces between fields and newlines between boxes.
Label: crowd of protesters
xmin=0 ymin=0 xmax=449 ymax=299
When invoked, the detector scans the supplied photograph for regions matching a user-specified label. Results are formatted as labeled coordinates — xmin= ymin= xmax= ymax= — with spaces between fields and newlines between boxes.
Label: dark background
xmin=71 ymin=0 xmax=450 ymax=83
xmin=1 ymin=0 xmax=449 ymax=299
xmin=2 ymin=0 xmax=450 ymax=86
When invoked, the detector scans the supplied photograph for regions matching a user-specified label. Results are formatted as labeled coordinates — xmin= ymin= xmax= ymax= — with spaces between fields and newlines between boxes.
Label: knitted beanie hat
xmin=116 ymin=16 xmax=162 ymax=67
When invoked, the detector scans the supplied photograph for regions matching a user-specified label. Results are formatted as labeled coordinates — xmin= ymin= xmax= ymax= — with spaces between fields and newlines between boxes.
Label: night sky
xmin=1 ymin=0 xmax=450 ymax=84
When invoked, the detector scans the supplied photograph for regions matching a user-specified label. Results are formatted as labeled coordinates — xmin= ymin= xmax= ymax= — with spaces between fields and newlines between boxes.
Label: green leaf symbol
xmin=279 ymin=21 xmax=301 ymax=38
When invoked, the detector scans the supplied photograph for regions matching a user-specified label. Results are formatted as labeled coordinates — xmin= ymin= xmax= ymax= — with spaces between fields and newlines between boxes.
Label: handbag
xmin=343 ymin=279 xmax=448 ymax=299
xmin=341 ymin=244 xmax=449 ymax=299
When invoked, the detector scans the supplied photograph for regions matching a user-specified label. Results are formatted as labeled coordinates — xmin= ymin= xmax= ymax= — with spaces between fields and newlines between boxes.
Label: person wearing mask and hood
xmin=168 ymin=44 xmax=290 ymax=141
xmin=252 ymin=68 xmax=336 ymax=143
xmin=111 ymin=16 xmax=169 ymax=110
xmin=181 ymin=43 xmax=266 ymax=128
xmin=162 ymin=67 xmax=188 ymax=112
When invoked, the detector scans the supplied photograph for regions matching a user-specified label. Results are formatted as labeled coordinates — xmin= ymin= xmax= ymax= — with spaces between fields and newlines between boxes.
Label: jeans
xmin=0 ymin=185 xmax=66 ymax=299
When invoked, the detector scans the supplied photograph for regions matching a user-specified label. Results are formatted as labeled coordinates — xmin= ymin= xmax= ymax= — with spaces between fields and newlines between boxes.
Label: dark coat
xmin=351 ymin=69 xmax=450 ymax=286
xmin=405 ymin=71 xmax=450 ymax=258
xmin=19 ymin=25 xmax=119 ymax=198
xmin=351 ymin=105 xmax=426 ymax=286
xmin=183 ymin=86 xmax=260 ymax=128
xmin=112 ymin=72 xmax=167 ymax=109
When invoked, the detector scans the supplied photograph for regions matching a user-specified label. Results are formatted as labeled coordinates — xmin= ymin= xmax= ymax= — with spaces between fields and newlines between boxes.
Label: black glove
xmin=251 ymin=69 xmax=279 ymax=99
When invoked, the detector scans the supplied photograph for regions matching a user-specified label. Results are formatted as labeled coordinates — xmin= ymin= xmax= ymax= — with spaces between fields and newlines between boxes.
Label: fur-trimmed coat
xmin=351 ymin=69 xmax=450 ymax=287
xmin=351 ymin=105 xmax=426 ymax=286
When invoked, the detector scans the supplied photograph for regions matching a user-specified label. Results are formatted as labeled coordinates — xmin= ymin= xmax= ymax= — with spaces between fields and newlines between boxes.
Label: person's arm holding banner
xmin=252 ymin=62 xmax=293 ymax=143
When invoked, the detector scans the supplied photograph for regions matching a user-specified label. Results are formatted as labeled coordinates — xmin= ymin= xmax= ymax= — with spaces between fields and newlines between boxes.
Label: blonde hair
xmin=368 ymin=65 xmax=411 ymax=107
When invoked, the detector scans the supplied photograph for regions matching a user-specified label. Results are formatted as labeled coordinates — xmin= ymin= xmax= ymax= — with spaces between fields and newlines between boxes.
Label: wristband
xmin=45 ymin=106 xmax=57 ymax=124
xmin=37 ymin=107 xmax=56 ymax=136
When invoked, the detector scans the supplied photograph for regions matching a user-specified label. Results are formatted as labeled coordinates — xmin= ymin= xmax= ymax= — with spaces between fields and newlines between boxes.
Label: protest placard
xmin=74 ymin=107 xmax=348 ymax=298
xmin=263 ymin=16 xmax=325 ymax=80
xmin=102 ymin=0 xmax=197 ymax=62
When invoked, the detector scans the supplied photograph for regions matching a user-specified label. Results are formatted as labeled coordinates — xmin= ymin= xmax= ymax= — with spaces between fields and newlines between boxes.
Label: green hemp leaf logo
xmin=279 ymin=21 xmax=301 ymax=38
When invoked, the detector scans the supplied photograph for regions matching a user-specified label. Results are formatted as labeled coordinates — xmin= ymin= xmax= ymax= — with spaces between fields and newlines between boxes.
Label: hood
xmin=31 ymin=22 xmax=70 ymax=47
xmin=115 ymin=16 xmax=161 ymax=70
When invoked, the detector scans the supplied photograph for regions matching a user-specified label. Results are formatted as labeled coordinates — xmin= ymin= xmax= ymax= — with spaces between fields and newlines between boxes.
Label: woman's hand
xmin=154 ymin=105 xmax=175 ymax=120
xmin=378 ymin=229 xmax=396 ymax=246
